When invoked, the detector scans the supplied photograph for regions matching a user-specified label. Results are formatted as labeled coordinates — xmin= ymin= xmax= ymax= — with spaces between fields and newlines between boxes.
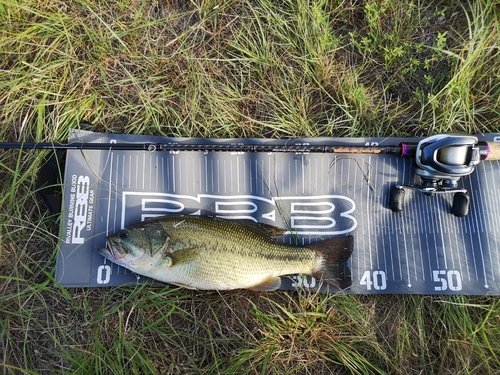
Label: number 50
xmin=433 ymin=270 xmax=462 ymax=291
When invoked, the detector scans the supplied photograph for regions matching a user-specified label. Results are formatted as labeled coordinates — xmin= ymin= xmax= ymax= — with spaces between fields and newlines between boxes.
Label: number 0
xmin=447 ymin=270 xmax=462 ymax=291
xmin=97 ymin=265 xmax=111 ymax=285
xmin=373 ymin=271 xmax=387 ymax=290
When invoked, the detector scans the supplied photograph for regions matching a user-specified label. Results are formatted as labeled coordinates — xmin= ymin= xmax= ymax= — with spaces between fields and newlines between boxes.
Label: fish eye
xmin=119 ymin=230 xmax=129 ymax=239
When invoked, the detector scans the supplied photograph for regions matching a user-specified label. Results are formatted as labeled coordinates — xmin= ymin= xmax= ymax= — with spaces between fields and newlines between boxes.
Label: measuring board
xmin=55 ymin=130 xmax=500 ymax=294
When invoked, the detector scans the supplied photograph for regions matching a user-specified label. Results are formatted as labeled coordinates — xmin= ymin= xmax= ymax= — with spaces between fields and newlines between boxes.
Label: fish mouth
xmin=98 ymin=238 xmax=126 ymax=261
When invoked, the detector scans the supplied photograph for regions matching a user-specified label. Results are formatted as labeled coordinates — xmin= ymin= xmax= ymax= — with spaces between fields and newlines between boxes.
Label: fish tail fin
xmin=308 ymin=236 xmax=354 ymax=290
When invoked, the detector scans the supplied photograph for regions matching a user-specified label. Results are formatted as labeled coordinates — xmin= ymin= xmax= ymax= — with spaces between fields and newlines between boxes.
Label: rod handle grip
xmin=486 ymin=141 xmax=500 ymax=160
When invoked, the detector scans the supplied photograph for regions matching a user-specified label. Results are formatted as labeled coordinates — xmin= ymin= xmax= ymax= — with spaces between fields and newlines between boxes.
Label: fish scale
xmin=165 ymin=223 xmax=314 ymax=289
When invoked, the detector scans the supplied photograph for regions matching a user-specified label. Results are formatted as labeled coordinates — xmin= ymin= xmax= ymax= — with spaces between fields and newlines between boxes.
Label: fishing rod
xmin=3 ymin=134 xmax=500 ymax=217
xmin=1 ymin=135 xmax=499 ymax=158
xmin=1 ymin=140 xmax=405 ymax=153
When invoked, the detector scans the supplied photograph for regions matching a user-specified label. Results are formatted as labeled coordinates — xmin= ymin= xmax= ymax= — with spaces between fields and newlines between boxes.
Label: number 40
xmin=360 ymin=270 xmax=387 ymax=290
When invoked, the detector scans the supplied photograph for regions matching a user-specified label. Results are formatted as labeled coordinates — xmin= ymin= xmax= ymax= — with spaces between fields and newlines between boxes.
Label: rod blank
xmin=1 ymin=141 xmax=406 ymax=155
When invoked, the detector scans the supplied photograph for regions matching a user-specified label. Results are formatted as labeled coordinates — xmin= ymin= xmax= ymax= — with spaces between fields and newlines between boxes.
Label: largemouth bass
xmin=98 ymin=216 xmax=353 ymax=291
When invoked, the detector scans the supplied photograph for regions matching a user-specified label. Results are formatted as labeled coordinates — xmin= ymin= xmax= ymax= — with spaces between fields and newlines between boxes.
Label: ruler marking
xmin=384 ymin=160 xmax=395 ymax=280
xmin=268 ymin=156 xmax=271 ymax=195
xmin=315 ymin=157 xmax=318 ymax=194
xmin=204 ymin=155 xmax=208 ymax=193
xmin=444 ymin=196 xmax=455 ymax=270
xmin=302 ymin=155 xmax=305 ymax=193
xmin=473 ymin=166 xmax=490 ymax=288
xmin=243 ymin=157 xmax=247 ymax=194
xmin=400 ymin=157 xmax=412 ymax=286
xmin=420 ymin=189 xmax=433 ymax=280
xmin=121 ymin=154 xmax=125 ymax=190
xmin=128 ymin=154 xmax=132 ymax=189
xmin=171 ymin=156 xmax=176 ymax=192
xmin=105 ymin=152 xmax=114 ymax=236
xmin=135 ymin=154 xmax=138 ymax=190
xmin=459 ymin=211 xmax=472 ymax=282
xmin=491 ymin=161 xmax=500 ymax=278
xmin=426 ymin=190 xmax=440 ymax=271
xmin=465 ymin=209 xmax=478 ymax=281
xmin=154 ymin=156 xmax=158 ymax=191
xmin=148 ymin=155 xmax=151 ymax=191
xmin=191 ymin=158 xmax=194 ymax=193
xmin=407 ymin=161 xmax=424 ymax=282
xmin=141 ymin=154 xmax=145 ymax=190
xmin=382 ymin=159 xmax=394 ymax=280
xmin=436 ymin=195 xmax=448 ymax=270
xmin=114 ymin=154 xmax=122 ymax=275
xmin=367 ymin=155 xmax=374 ymax=271
xmin=295 ymin=158 xmax=299 ymax=195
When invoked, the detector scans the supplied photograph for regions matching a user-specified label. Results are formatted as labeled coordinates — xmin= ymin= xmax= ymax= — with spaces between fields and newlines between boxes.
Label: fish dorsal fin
xmin=247 ymin=276 xmax=282 ymax=291
xmin=195 ymin=215 xmax=286 ymax=238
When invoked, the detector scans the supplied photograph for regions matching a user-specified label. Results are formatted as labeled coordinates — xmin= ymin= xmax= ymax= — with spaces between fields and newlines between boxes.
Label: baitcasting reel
xmin=389 ymin=134 xmax=487 ymax=217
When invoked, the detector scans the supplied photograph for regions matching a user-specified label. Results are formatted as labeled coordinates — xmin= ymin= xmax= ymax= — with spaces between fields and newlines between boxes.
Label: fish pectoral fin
xmin=170 ymin=247 xmax=198 ymax=267
xmin=247 ymin=276 xmax=282 ymax=292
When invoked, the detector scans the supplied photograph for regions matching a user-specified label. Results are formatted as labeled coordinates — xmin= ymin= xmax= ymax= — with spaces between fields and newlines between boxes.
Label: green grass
xmin=1 ymin=0 xmax=500 ymax=374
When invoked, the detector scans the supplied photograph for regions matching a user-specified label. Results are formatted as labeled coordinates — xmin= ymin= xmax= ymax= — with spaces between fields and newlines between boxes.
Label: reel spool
xmin=389 ymin=135 xmax=482 ymax=217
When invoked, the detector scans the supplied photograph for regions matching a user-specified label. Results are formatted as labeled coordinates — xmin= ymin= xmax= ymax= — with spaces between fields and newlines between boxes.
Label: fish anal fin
xmin=248 ymin=276 xmax=282 ymax=291
xmin=169 ymin=281 xmax=198 ymax=290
